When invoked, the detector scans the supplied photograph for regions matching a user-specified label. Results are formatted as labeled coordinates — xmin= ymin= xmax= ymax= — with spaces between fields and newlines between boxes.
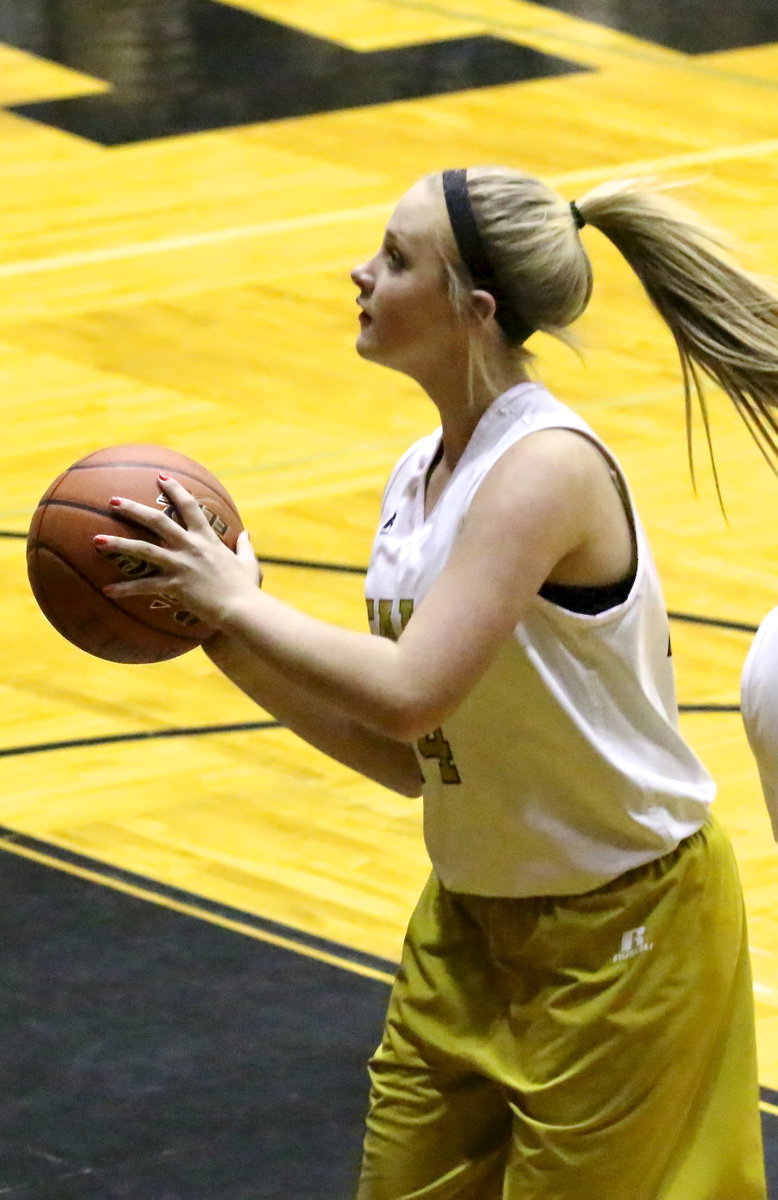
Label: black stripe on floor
xmin=0 ymin=844 xmax=388 ymax=1199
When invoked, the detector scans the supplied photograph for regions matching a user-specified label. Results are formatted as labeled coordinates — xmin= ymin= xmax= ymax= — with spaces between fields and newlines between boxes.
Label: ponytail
xmin=453 ymin=168 xmax=778 ymax=475
xmin=574 ymin=178 xmax=778 ymax=476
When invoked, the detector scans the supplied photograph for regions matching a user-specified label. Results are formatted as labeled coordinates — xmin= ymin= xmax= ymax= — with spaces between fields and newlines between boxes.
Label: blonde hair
xmin=436 ymin=167 xmax=778 ymax=473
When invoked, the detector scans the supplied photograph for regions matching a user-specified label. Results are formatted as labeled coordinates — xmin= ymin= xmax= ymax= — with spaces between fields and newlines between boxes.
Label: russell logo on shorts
xmin=612 ymin=926 xmax=654 ymax=962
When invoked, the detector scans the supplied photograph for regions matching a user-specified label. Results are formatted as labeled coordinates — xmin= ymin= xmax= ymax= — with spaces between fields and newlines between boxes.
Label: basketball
xmin=26 ymin=445 xmax=244 ymax=664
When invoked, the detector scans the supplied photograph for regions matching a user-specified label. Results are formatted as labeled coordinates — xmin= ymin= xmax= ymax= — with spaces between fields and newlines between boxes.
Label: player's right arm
xmin=203 ymin=631 xmax=424 ymax=797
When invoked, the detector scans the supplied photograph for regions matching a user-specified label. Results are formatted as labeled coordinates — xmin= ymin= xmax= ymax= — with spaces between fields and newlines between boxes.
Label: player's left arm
xmin=96 ymin=432 xmax=595 ymax=741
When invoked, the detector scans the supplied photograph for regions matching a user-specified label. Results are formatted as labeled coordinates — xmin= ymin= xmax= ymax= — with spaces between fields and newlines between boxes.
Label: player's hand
xmin=94 ymin=475 xmax=261 ymax=627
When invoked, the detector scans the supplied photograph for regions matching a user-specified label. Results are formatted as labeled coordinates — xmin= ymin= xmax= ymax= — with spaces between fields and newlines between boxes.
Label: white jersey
xmin=365 ymin=383 xmax=713 ymax=897
xmin=741 ymin=607 xmax=778 ymax=839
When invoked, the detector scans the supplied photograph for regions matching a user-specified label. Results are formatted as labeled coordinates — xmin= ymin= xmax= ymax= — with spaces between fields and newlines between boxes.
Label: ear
xmin=471 ymin=288 xmax=497 ymax=324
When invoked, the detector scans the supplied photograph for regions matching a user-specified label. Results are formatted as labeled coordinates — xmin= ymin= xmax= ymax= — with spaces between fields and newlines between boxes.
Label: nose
xmin=351 ymin=257 xmax=374 ymax=293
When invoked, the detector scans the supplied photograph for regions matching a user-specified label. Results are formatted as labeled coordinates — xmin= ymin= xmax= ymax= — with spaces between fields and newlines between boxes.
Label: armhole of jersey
xmin=586 ymin=431 xmax=639 ymax=580
xmin=537 ymin=428 xmax=639 ymax=615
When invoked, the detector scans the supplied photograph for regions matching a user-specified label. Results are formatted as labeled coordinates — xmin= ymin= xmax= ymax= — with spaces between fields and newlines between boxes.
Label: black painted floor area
xmin=1 ymin=846 xmax=777 ymax=1198
xmin=1 ymin=0 xmax=588 ymax=145
xmin=0 ymin=851 xmax=388 ymax=1199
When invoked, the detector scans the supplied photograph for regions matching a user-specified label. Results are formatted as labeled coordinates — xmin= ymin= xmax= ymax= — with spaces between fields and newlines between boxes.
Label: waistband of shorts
xmin=445 ymin=818 xmax=716 ymax=916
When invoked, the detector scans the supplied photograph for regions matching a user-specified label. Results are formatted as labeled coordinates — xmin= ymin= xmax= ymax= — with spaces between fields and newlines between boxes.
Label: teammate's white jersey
xmin=365 ymin=382 xmax=713 ymax=897
xmin=741 ymin=607 xmax=778 ymax=839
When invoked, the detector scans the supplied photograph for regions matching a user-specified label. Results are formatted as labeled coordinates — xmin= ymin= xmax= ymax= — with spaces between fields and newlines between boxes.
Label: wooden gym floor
xmin=1 ymin=1 xmax=778 ymax=1194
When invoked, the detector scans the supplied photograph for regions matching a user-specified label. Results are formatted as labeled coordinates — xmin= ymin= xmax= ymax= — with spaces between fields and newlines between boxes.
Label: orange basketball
xmin=27 ymin=445 xmax=244 ymax=663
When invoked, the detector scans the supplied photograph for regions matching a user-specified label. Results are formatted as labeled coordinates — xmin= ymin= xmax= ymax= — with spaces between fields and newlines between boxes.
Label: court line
xmin=258 ymin=552 xmax=366 ymax=574
xmin=555 ymin=138 xmax=778 ymax=187
xmin=0 ymin=827 xmax=397 ymax=986
xmin=679 ymin=704 xmax=741 ymax=714
xmin=668 ymin=610 xmax=759 ymax=635
xmin=0 ymin=137 xmax=777 ymax=283
xmin=1 ymin=829 xmax=777 ymax=1109
xmin=0 ymin=696 xmax=740 ymax=761
xmin=0 ymin=697 xmax=744 ymax=761
xmin=0 ymin=203 xmax=391 ymax=280
xmin=6 ymin=523 xmax=764 ymax=630
xmin=0 ymin=719 xmax=279 ymax=758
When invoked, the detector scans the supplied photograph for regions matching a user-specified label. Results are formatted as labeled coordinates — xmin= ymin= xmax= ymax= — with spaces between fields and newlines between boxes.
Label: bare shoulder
xmin=467 ymin=426 xmax=612 ymax=525
xmin=447 ymin=428 xmax=604 ymax=588
xmin=489 ymin=425 xmax=610 ymax=479
xmin=456 ymin=425 xmax=632 ymax=592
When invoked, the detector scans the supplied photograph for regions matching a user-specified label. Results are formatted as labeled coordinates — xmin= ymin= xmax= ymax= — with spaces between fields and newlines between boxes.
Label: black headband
xmin=441 ymin=168 xmax=534 ymax=345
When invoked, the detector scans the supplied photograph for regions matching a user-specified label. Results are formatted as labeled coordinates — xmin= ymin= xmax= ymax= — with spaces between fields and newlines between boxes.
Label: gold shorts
xmin=357 ymin=819 xmax=766 ymax=1200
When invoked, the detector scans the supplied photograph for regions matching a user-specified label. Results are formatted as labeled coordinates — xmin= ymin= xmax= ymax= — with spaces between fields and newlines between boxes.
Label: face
xmin=351 ymin=180 xmax=465 ymax=384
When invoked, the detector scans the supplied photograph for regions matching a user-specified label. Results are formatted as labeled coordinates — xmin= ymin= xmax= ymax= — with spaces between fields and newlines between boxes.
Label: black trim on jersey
xmin=538 ymin=432 xmax=638 ymax=615
xmin=539 ymin=573 xmax=636 ymax=614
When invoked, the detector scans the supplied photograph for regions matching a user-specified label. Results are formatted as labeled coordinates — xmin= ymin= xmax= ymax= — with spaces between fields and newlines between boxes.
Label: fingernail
xmin=158 ymin=473 xmax=169 ymax=481
xmin=109 ymin=497 xmax=121 ymax=507
xmin=94 ymin=535 xmax=108 ymax=546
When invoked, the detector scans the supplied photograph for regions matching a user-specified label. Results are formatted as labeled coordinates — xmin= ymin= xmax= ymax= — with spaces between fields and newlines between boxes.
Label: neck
xmin=420 ymin=358 xmax=529 ymax=470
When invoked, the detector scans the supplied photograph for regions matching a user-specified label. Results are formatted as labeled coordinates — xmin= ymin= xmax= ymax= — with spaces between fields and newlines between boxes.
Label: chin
xmin=355 ymin=335 xmax=416 ymax=380
xmin=356 ymin=334 xmax=384 ymax=364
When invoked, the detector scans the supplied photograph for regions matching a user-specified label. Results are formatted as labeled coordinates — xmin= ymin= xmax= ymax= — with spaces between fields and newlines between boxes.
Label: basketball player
xmin=742 ymin=608 xmax=778 ymax=841
xmin=96 ymin=167 xmax=778 ymax=1199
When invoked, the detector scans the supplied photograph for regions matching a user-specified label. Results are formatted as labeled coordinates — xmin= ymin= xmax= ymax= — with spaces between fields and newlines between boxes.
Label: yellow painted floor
xmin=2 ymin=0 xmax=778 ymax=1085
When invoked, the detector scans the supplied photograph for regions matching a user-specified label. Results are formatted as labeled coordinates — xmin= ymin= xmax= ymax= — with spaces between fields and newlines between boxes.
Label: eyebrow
xmin=383 ymin=229 xmax=408 ymax=251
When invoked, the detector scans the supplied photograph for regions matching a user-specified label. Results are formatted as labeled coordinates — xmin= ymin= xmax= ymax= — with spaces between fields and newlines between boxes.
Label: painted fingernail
xmin=94 ymin=535 xmax=108 ymax=546
xmin=158 ymin=473 xmax=169 ymax=481
xmin=109 ymin=497 xmax=121 ymax=507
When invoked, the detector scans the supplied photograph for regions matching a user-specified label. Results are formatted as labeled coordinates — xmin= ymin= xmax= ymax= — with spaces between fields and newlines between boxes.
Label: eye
xmin=385 ymin=243 xmax=406 ymax=272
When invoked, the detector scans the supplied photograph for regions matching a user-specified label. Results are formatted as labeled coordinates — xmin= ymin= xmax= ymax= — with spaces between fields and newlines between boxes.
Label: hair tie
xmin=441 ymin=168 xmax=534 ymax=345
xmin=570 ymin=200 xmax=586 ymax=230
